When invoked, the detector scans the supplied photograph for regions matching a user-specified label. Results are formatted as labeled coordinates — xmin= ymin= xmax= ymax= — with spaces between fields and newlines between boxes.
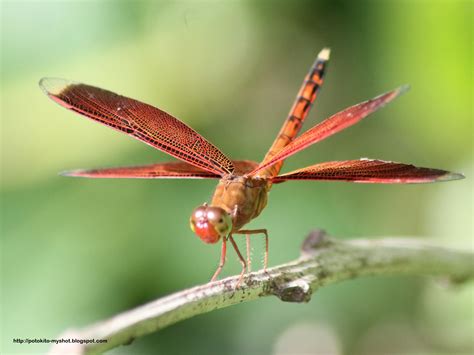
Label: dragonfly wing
xmin=272 ymin=159 xmax=464 ymax=184
xmin=40 ymin=78 xmax=234 ymax=176
xmin=62 ymin=160 xmax=258 ymax=179
xmin=232 ymin=160 xmax=260 ymax=175
xmin=250 ymin=85 xmax=409 ymax=176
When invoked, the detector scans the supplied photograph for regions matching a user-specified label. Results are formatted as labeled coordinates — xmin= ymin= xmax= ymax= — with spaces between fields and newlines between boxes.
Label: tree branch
xmin=49 ymin=231 xmax=474 ymax=355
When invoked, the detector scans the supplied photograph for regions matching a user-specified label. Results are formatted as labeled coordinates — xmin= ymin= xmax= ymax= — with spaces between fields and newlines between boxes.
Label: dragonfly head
xmin=190 ymin=204 xmax=232 ymax=244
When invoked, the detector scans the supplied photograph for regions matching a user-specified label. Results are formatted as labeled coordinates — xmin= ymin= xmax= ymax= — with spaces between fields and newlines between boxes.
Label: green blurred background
xmin=1 ymin=1 xmax=472 ymax=354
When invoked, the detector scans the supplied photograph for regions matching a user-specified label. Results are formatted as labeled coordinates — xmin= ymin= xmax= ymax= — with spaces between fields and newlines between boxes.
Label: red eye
xmin=190 ymin=205 xmax=231 ymax=244
xmin=191 ymin=221 xmax=221 ymax=244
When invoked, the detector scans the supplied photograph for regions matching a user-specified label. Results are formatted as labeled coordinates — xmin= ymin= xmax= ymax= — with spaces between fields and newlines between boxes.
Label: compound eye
xmin=206 ymin=207 xmax=232 ymax=236
xmin=189 ymin=205 xmax=232 ymax=244
xmin=192 ymin=206 xmax=206 ymax=219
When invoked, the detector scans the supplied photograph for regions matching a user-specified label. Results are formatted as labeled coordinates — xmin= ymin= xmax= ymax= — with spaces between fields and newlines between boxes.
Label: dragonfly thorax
xmin=190 ymin=204 xmax=232 ymax=244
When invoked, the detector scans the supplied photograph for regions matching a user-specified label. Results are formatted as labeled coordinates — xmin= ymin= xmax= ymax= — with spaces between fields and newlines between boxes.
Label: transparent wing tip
xmin=395 ymin=84 xmax=411 ymax=96
xmin=59 ymin=169 xmax=87 ymax=177
xmin=438 ymin=172 xmax=465 ymax=182
xmin=375 ymin=84 xmax=411 ymax=104
xmin=39 ymin=77 xmax=73 ymax=96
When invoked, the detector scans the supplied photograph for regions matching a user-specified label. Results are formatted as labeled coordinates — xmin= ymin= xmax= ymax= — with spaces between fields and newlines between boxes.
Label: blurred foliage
xmin=1 ymin=0 xmax=472 ymax=354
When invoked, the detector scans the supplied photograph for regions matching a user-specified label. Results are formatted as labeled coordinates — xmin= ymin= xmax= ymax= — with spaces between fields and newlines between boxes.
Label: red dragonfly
xmin=40 ymin=48 xmax=463 ymax=285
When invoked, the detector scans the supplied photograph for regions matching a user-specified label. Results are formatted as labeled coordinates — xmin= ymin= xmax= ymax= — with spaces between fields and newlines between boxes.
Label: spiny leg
xmin=246 ymin=233 xmax=251 ymax=272
xmin=234 ymin=229 xmax=269 ymax=272
xmin=210 ymin=236 xmax=227 ymax=282
xmin=228 ymin=235 xmax=247 ymax=287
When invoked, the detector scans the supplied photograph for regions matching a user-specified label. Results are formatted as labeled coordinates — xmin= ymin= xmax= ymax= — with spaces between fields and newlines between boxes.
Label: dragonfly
xmin=40 ymin=48 xmax=463 ymax=286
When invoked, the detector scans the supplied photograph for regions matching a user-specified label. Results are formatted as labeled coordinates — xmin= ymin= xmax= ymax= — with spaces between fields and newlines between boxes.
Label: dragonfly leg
xmin=233 ymin=229 xmax=269 ymax=272
xmin=246 ymin=233 xmax=251 ymax=272
xmin=229 ymin=234 xmax=247 ymax=287
xmin=210 ymin=236 xmax=227 ymax=282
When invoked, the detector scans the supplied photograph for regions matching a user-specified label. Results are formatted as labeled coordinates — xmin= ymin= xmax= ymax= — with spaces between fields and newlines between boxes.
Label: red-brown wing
xmin=40 ymin=78 xmax=234 ymax=176
xmin=250 ymin=85 xmax=409 ymax=176
xmin=62 ymin=160 xmax=258 ymax=179
xmin=272 ymin=159 xmax=464 ymax=184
